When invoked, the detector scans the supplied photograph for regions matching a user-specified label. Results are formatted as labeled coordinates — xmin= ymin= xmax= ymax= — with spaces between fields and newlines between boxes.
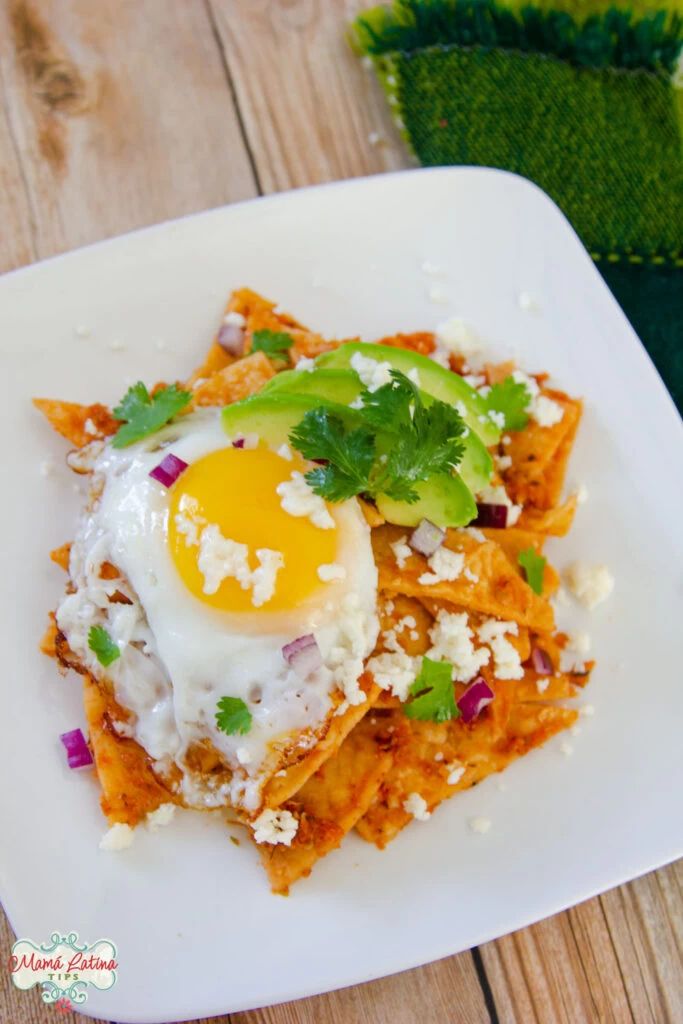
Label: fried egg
xmin=57 ymin=409 xmax=379 ymax=812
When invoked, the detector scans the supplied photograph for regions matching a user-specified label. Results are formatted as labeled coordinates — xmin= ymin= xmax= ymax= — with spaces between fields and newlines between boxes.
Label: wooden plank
xmin=207 ymin=0 xmax=413 ymax=194
xmin=0 ymin=86 xmax=36 ymax=273
xmin=600 ymin=862 xmax=683 ymax=1024
xmin=232 ymin=953 xmax=489 ymax=1024
xmin=0 ymin=0 xmax=257 ymax=267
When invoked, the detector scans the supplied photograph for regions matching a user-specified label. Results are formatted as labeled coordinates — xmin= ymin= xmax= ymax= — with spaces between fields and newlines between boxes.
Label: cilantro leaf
xmin=112 ymin=382 xmax=191 ymax=448
xmin=518 ymin=547 xmax=546 ymax=594
xmin=289 ymin=371 xmax=465 ymax=505
xmin=484 ymin=375 xmax=531 ymax=431
xmin=289 ymin=408 xmax=375 ymax=501
xmin=88 ymin=625 xmax=120 ymax=667
xmin=404 ymin=657 xmax=459 ymax=723
xmin=215 ymin=696 xmax=252 ymax=736
xmin=251 ymin=329 xmax=294 ymax=363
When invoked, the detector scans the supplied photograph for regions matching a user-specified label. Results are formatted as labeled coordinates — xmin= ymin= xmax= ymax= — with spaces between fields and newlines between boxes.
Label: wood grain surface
xmin=1 ymin=2 xmax=680 ymax=1023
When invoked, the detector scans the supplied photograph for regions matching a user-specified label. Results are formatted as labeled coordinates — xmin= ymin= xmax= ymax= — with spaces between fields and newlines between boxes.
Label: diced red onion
xmin=59 ymin=728 xmax=94 ymax=770
xmin=232 ymin=433 xmax=258 ymax=450
xmin=457 ymin=676 xmax=494 ymax=724
xmin=530 ymin=646 xmax=553 ymax=675
xmin=282 ymin=634 xmax=322 ymax=679
xmin=409 ymin=518 xmax=446 ymax=557
xmin=149 ymin=453 xmax=188 ymax=488
xmin=474 ymin=503 xmax=508 ymax=528
xmin=217 ymin=323 xmax=245 ymax=356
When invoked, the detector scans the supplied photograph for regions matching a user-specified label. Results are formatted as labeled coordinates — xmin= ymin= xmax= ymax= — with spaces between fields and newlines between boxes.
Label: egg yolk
xmin=168 ymin=446 xmax=338 ymax=613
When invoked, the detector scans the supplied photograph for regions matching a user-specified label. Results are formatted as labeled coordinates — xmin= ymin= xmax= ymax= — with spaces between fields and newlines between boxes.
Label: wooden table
xmin=1 ymin=2 xmax=681 ymax=1022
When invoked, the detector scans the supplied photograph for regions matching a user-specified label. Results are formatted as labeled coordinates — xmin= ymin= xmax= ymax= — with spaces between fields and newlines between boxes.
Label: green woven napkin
xmin=352 ymin=0 xmax=683 ymax=410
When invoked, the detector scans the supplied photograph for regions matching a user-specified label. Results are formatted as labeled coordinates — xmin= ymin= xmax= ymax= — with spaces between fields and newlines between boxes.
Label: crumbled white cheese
xmin=350 ymin=351 xmax=393 ymax=392
xmin=434 ymin=751 xmax=444 ymax=762
xmin=469 ymin=816 xmax=491 ymax=834
xmin=518 ymin=291 xmax=536 ymax=311
xmin=581 ymin=704 xmax=595 ymax=717
xmin=533 ymin=394 xmax=565 ymax=428
xmin=99 ymin=823 xmax=135 ymax=851
xmin=536 ymin=677 xmax=550 ymax=694
xmin=446 ymin=762 xmax=465 ymax=786
xmin=39 ymin=458 xmax=55 ymax=478
xmin=575 ymin=483 xmax=589 ymax=505
xmin=502 ymin=435 xmax=511 ymax=446
xmin=196 ymin=524 xmax=283 ymax=607
xmin=403 ymin=792 xmax=431 ymax=821
xmin=494 ymin=453 xmax=512 ymax=472
xmin=395 ymin=614 xmax=417 ymax=633
xmin=435 ymin=317 xmax=482 ymax=363
xmin=84 ymin=417 xmax=98 ymax=437
xmin=236 ymin=747 xmax=252 ymax=765
xmin=252 ymin=808 xmax=299 ymax=846
xmin=74 ymin=324 xmax=91 ymax=338
xmin=488 ymin=409 xmax=505 ymax=430
xmin=108 ymin=337 xmax=126 ymax=352
xmin=317 ymin=563 xmax=347 ymax=582
xmin=175 ymin=510 xmax=204 ymax=548
xmin=560 ymin=740 xmax=574 ymax=757
xmin=223 ymin=311 xmax=246 ymax=327
xmin=428 ymin=609 xmax=490 ymax=682
xmin=324 ymin=592 xmax=378 ymax=707
xmin=418 ymin=546 xmax=465 ymax=586
xmin=466 ymin=374 xmax=487 ymax=389
xmin=277 ymin=471 xmax=335 ymax=529
xmin=146 ymin=803 xmax=176 ymax=830
xmin=559 ymin=631 xmax=592 ymax=674
xmin=512 ymin=370 xmax=564 ymax=428
xmin=367 ymin=649 xmax=417 ymax=702
xmin=390 ymin=535 xmax=412 ymax=570
xmin=250 ymin=549 xmax=285 ymax=607
xmin=477 ymin=619 xmax=523 ymax=679
xmin=565 ymin=561 xmax=614 ymax=609
xmin=463 ymin=567 xmax=479 ymax=583
xmin=427 ymin=285 xmax=448 ymax=304
xmin=277 ymin=443 xmax=293 ymax=461
xmin=476 ymin=484 xmax=522 ymax=527
xmin=294 ymin=356 xmax=316 ymax=372
xmin=197 ymin=527 xmax=251 ymax=594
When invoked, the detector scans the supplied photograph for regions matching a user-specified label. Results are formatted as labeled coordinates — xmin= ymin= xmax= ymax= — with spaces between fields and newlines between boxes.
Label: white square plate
xmin=1 ymin=168 xmax=681 ymax=1023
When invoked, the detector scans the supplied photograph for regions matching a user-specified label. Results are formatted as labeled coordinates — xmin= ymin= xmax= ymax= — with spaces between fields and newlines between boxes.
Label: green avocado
xmin=376 ymin=473 xmax=477 ymax=529
xmin=262 ymin=367 xmax=362 ymax=405
xmin=316 ymin=341 xmax=500 ymax=446
xmin=221 ymin=392 xmax=361 ymax=446
xmin=261 ymin=364 xmax=492 ymax=493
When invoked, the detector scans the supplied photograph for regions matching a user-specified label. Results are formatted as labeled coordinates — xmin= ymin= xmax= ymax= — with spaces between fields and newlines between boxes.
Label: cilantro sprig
xmin=215 ymin=696 xmax=252 ymax=736
xmin=483 ymin=375 xmax=531 ymax=431
xmin=289 ymin=370 xmax=466 ymax=504
xmin=112 ymin=382 xmax=191 ymax=448
xmin=88 ymin=626 xmax=120 ymax=667
xmin=404 ymin=657 xmax=459 ymax=723
xmin=251 ymin=329 xmax=294 ymax=364
xmin=518 ymin=547 xmax=546 ymax=594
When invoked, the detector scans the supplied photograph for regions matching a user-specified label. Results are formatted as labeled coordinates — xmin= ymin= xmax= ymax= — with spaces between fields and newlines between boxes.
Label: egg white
xmin=57 ymin=410 xmax=379 ymax=812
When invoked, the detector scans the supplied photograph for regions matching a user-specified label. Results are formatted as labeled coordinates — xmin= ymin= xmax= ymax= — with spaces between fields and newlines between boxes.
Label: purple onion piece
xmin=217 ymin=323 xmax=245 ymax=356
xmin=282 ymin=634 xmax=322 ymax=679
xmin=149 ymin=453 xmax=189 ymax=488
xmin=457 ymin=676 xmax=494 ymax=724
xmin=409 ymin=518 xmax=446 ymax=557
xmin=530 ymin=646 xmax=553 ymax=676
xmin=232 ymin=433 xmax=258 ymax=450
xmin=59 ymin=728 xmax=94 ymax=770
xmin=473 ymin=502 xmax=508 ymax=529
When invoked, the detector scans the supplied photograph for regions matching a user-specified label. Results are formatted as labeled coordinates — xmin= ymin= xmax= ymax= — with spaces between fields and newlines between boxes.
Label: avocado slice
xmin=376 ymin=473 xmax=477 ymax=529
xmin=262 ymin=367 xmax=362 ymax=405
xmin=221 ymin=392 xmax=361 ymax=447
xmin=262 ymin=364 xmax=492 ymax=492
xmin=316 ymin=341 xmax=500 ymax=446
